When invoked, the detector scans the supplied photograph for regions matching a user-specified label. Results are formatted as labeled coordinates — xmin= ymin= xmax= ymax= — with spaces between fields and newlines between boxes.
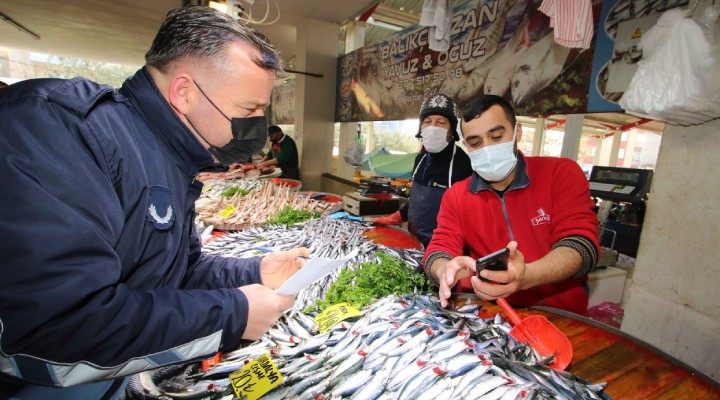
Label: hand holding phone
xmin=475 ymin=247 xmax=510 ymax=283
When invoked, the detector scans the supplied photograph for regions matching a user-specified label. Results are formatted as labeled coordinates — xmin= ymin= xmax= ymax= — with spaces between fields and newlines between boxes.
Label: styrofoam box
xmin=587 ymin=266 xmax=628 ymax=308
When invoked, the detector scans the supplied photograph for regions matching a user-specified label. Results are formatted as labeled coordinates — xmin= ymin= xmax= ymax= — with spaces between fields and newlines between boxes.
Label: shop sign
xmin=336 ymin=0 xmax=606 ymax=122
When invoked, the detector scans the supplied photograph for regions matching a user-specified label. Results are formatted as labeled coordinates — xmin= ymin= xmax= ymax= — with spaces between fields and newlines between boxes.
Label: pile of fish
xmin=196 ymin=178 xmax=267 ymax=203
xmin=201 ymin=218 xmax=424 ymax=312
xmin=195 ymin=181 xmax=338 ymax=230
xmin=126 ymin=293 xmax=611 ymax=400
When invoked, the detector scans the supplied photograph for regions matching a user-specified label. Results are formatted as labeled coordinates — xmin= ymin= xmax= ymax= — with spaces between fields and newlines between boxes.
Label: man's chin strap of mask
xmin=190 ymin=80 xmax=268 ymax=166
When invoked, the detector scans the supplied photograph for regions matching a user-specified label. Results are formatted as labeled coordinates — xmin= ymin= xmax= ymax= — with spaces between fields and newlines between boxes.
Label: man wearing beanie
xmin=258 ymin=125 xmax=300 ymax=180
xmin=372 ymin=93 xmax=472 ymax=249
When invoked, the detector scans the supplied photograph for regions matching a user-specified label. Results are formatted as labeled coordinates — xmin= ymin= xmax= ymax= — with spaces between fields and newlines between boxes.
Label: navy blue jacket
xmin=0 ymin=68 xmax=261 ymax=387
xmin=399 ymin=142 xmax=473 ymax=221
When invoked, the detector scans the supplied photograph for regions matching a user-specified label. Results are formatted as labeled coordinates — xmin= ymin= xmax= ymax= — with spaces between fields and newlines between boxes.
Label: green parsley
xmin=315 ymin=251 xmax=426 ymax=311
xmin=221 ymin=186 xmax=250 ymax=198
xmin=265 ymin=206 xmax=320 ymax=225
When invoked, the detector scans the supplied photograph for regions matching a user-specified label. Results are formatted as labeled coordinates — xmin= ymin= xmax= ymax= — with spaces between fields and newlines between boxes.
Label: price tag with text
xmin=202 ymin=185 xmax=213 ymax=193
xmin=220 ymin=205 xmax=236 ymax=219
xmin=315 ymin=303 xmax=361 ymax=333
xmin=229 ymin=353 xmax=283 ymax=400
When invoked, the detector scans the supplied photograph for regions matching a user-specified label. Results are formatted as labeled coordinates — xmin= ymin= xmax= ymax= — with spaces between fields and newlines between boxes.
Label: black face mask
xmin=193 ymin=81 xmax=268 ymax=166
xmin=208 ymin=116 xmax=268 ymax=165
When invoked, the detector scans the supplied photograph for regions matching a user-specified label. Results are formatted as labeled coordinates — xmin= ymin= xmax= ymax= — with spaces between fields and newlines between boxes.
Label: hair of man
xmin=461 ymin=94 xmax=517 ymax=127
xmin=145 ymin=5 xmax=283 ymax=74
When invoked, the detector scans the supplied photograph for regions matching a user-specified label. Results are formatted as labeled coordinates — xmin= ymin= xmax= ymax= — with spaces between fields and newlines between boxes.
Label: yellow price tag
xmin=229 ymin=353 xmax=283 ymax=400
xmin=202 ymin=185 xmax=213 ymax=193
xmin=315 ymin=303 xmax=362 ymax=333
xmin=220 ymin=205 xmax=236 ymax=219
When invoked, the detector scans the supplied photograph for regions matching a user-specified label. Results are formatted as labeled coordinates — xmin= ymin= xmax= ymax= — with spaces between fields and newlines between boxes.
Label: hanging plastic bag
xmin=587 ymin=302 xmax=625 ymax=329
xmin=619 ymin=6 xmax=720 ymax=126
xmin=343 ymin=131 xmax=365 ymax=166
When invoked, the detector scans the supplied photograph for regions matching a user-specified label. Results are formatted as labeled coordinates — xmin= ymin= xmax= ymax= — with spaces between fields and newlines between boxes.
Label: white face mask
xmin=468 ymin=124 xmax=518 ymax=182
xmin=421 ymin=126 xmax=449 ymax=153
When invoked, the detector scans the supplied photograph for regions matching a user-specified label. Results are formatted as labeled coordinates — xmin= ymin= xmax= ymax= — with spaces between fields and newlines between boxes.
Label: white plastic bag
xmin=619 ymin=6 xmax=720 ymax=126
xmin=343 ymin=137 xmax=365 ymax=166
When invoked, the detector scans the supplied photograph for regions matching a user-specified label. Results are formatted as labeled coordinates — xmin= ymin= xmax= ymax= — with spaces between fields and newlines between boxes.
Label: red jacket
xmin=424 ymin=154 xmax=599 ymax=315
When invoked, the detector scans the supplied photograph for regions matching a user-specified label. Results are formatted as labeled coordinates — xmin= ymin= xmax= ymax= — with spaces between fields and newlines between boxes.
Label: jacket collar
xmin=469 ymin=152 xmax=530 ymax=194
xmin=120 ymin=67 xmax=213 ymax=175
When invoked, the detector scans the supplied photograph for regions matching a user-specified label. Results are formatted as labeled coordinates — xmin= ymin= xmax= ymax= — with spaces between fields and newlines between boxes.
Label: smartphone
xmin=475 ymin=247 xmax=510 ymax=283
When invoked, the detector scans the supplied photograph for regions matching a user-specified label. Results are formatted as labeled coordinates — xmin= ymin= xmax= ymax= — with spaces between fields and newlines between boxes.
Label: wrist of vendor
xmin=423 ymin=251 xmax=452 ymax=286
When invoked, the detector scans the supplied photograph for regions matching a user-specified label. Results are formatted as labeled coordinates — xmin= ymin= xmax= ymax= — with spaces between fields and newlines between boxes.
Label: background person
xmin=257 ymin=124 xmax=300 ymax=179
xmin=0 ymin=6 xmax=307 ymax=398
xmin=372 ymin=93 xmax=472 ymax=249
xmin=423 ymin=94 xmax=599 ymax=315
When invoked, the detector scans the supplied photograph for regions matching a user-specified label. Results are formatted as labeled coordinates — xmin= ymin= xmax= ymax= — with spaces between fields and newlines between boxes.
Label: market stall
xmin=114 ymin=157 xmax=720 ymax=399
xmin=118 ymin=197 xmax=720 ymax=399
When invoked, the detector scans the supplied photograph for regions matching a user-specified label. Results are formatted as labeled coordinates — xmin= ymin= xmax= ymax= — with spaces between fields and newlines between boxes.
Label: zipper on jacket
xmin=497 ymin=190 xmax=546 ymax=306
xmin=497 ymin=193 xmax=515 ymax=241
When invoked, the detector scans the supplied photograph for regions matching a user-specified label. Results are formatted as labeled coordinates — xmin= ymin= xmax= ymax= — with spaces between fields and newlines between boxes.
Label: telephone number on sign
xmin=393 ymin=67 xmax=464 ymax=89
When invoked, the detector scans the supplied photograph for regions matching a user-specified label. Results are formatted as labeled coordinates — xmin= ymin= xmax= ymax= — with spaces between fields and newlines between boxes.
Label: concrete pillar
xmin=336 ymin=21 xmax=367 ymax=181
xmin=532 ymin=117 xmax=545 ymax=156
xmin=560 ymin=114 xmax=584 ymax=160
xmin=608 ymin=129 xmax=622 ymax=166
xmin=621 ymin=118 xmax=720 ymax=381
xmin=294 ymin=17 xmax=341 ymax=191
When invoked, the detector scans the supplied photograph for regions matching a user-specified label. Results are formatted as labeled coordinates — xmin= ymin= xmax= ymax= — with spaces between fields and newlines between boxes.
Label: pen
xmin=255 ymin=246 xmax=310 ymax=259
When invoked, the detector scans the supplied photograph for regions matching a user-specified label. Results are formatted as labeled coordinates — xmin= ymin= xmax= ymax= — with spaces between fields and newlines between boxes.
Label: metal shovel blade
xmin=498 ymin=298 xmax=573 ymax=370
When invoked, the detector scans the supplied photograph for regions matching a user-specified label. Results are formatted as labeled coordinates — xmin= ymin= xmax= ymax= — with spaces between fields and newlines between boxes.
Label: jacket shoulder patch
xmin=147 ymin=186 xmax=175 ymax=230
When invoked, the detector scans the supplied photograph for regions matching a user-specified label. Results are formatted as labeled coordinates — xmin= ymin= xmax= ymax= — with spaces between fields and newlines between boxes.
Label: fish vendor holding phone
xmin=423 ymin=95 xmax=599 ymax=315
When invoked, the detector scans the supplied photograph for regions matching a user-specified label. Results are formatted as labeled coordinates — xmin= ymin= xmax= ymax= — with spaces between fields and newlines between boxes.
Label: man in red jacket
xmin=423 ymin=95 xmax=599 ymax=315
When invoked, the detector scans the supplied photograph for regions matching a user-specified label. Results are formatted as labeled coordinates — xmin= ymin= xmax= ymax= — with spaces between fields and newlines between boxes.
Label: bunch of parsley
xmin=265 ymin=206 xmax=320 ymax=225
xmin=221 ymin=186 xmax=250 ymax=199
xmin=315 ymin=251 xmax=426 ymax=311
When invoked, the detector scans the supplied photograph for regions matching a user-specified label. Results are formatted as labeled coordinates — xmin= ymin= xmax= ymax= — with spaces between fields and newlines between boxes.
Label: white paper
xmin=274 ymin=252 xmax=356 ymax=296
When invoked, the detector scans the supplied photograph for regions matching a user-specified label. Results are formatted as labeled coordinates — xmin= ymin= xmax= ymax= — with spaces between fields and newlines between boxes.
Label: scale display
xmin=589 ymin=166 xmax=653 ymax=203
xmin=355 ymin=177 xmax=395 ymax=196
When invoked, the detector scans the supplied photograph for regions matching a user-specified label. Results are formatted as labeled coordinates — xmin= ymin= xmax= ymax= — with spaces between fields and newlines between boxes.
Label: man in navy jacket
xmin=0 ymin=6 xmax=307 ymax=398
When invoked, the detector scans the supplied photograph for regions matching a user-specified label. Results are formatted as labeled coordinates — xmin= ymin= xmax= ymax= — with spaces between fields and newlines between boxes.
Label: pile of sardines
xmin=126 ymin=293 xmax=610 ymax=399
xmin=201 ymin=218 xmax=424 ymax=312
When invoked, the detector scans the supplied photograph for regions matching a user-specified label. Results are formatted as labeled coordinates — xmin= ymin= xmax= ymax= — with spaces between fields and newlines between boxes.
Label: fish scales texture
xmin=128 ymin=217 xmax=608 ymax=399
xmin=127 ymin=292 xmax=611 ymax=399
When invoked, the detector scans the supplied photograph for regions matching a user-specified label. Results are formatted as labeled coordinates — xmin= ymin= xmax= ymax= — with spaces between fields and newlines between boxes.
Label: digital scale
xmin=590 ymin=166 xmax=653 ymax=263
xmin=354 ymin=177 xmax=396 ymax=196
xmin=589 ymin=166 xmax=653 ymax=203
xmin=343 ymin=192 xmax=401 ymax=216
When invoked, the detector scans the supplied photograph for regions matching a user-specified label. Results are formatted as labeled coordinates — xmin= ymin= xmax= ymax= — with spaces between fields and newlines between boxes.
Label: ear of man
xmin=167 ymin=74 xmax=194 ymax=115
